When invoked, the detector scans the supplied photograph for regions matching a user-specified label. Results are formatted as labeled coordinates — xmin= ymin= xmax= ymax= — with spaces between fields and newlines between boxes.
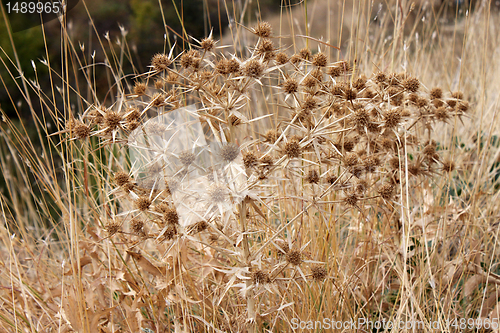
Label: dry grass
xmin=1 ymin=0 xmax=500 ymax=332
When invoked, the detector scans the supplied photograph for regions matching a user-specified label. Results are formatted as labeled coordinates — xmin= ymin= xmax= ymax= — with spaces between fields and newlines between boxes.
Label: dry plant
xmin=1 ymin=0 xmax=500 ymax=332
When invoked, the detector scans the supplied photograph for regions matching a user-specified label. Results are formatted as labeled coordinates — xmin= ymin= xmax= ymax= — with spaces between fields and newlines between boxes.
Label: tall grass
xmin=1 ymin=0 xmax=500 ymax=332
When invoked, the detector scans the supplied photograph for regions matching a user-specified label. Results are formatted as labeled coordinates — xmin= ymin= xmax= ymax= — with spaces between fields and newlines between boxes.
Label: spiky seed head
xmin=193 ymin=220 xmax=209 ymax=233
xmin=430 ymin=87 xmax=443 ymax=100
xmin=312 ymin=52 xmax=328 ymax=67
xmin=353 ymin=107 xmax=370 ymax=128
xmin=161 ymin=225 xmax=177 ymax=241
xmin=416 ymin=97 xmax=428 ymax=108
xmin=375 ymin=71 xmax=387 ymax=83
xmin=284 ymin=140 xmax=301 ymax=158
xmin=432 ymin=99 xmax=445 ymax=108
xmin=151 ymin=93 xmax=166 ymax=107
xmin=151 ymin=53 xmax=171 ymax=71
xmin=331 ymin=83 xmax=344 ymax=96
xmin=282 ymin=77 xmax=299 ymax=94
xmin=257 ymin=38 xmax=275 ymax=54
xmin=343 ymin=192 xmax=359 ymax=207
xmin=364 ymin=156 xmax=380 ymax=173
xmin=310 ymin=68 xmax=323 ymax=81
xmin=302 ymin=75 xmax=317 ymax=89
xmin=403 ymin=77 xmax=420 ymax=92
xmin=200 ymin=37 xmax=215 ymax=51
xmin=327 ymin=175 xmax=338 ymax=185
xmin=299 ymin=48 xmax=312 ymax=61
xmin=104 ymin=221 xmax=121 ymax=236
xmin=251 ymin=270 xmax=270 ymax=284
xmin=253 ymin=21 xmax=272 ymax=38
xmin=260 ymin=155 xmax=274 ymax=168
xmin=179 ymin=151 xmax=195 ymax=166
xmin=389 ymin=156 xmax=400 ymax=170
xmin=447 ymin=99 xmax=457 ymax=108
xmin=302 ymin=95 xmax=318 ymax=111
xmin=442 ymin=159 xmax=456 ymax=173
xmin=243 ymin=59 xmax=264 ymax=78
xmin=338 ymin=60 xmax=351 ymax=73
xmin=180 ymin=50 xmax=200 ymax=69
xmin=133 ymin=81 xmax=147 ymax=95
xmin=327 ymin=66 xmax=342 ymax=77
xmin=290 ymin=54 xmax=301 ymax=65
xmin=220 ymin=144 xmax=240 ymax=162
xmin=114 ymin=171 xmax=130 ymax=187
xmin=306 ymin=170 xmax=320 ymax=184
xmin=451 ymin=91 xmax=464 ymax=100
xmin=353 ymin=76 xmax=367 ymax=90
xmin=458 ymin=101 xmax=469 ymax=112
xmin=243 ymin=152 xmax=258 ymax=168
xmin=226 ymin=59 xmax=240 ymax=74
xmin=286 ymin=250 xmax=302 ymax=266
xmin=275 ymin=52 xmax=289 ymax=65
xmin=311 ymin=265 xmax=328 ymax=281
xmin=354 ymin=179 xmax=368 ymax=194
xmin=378 ymin=183 xmax=395 ymax=200
xmin=264 ymin=129 xmax=278 ymax=143
xmin=408 ymin=161 xmax=424 ymax=176
xmin=130 ymin=219 xmax=146 ymax=236
xmin=344 ymin=152 xmax=360 ymax=168
xmin=164 ymin=208 xmax=179 ymax=225
xmin=71 ymin=121 xmax=91 ymax=139
xmin=383 ymin=108 xmax=402 ymax=129
xmin=434 ymin=106 xmax=450 ymax=122
xmin=136 ymin=196 xmax=151 ymax=211
xmin=408 ymin=93 xmax=419 ymax=104
xmin=363 ymin=89 xmax=376 ymax=99
xmin=104 ymin=111 xmax=122 ymax=130
xmin=344 ymin=88 xmax=357 ymax=101
xmin=215 ymin=59 xmax=229 ymax=75
xmin=125 ymin=107 xmax=141 ymax=123
xmin=208 ymin=185 xmax=228 ymax=204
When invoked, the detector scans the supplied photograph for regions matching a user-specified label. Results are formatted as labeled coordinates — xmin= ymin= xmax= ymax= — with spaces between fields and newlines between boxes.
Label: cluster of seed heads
xmin=64 ymin=21 xmax=471 ymax=324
